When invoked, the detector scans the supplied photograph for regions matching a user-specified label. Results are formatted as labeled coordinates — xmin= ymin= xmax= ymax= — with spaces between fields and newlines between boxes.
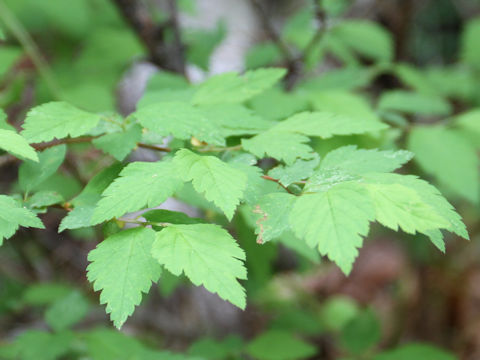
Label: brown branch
xmin=137 ymin=142 xmax=171 ymax=152
xmin=261 ymin=175 xmax=294 ymax=195
xmin=111 ymin=0 xmax=185 ymax=74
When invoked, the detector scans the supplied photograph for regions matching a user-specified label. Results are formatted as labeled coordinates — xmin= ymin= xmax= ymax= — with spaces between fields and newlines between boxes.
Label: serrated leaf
xmin=271 ymin=111 xmax=387 ymax=138
xmin=362 ymin=173 xmax=469 ymax=240
xmin=363 ymin=182 xmax=450 ymax=234
xmin=92 ymin=161 xmax=182 ymax=224
xmin=193 ymin=68 xmax=287 ymax=105
xmin=18 ymin=145 xmax=67 ymax=194
xmin=378 ymin=91 xmax=451 ymax=116
xmin=0 ymin=129 xmax=38 ymax=161
xmin=135 ymin=101 xmax=225 ymax=145
xmin=92 ymin=124 xmax=142 ymax=161
xmin=320 ymin=146 xmax=413 ymax=174
xmin=21 ymin=102 xmax=101 ymax=143
xmin=173 ymin=149 xmax=247 ymax=220
xmin=242 ymin=131 xmax=314 ymax=165
xmin=289 ymin=182 xmax=375 ymax=274
xmin=0 ymin=195 xmax=44 ymax=245
xmin=268 ymin=154 xmax=320 ymax=187
xmin=246 ymin=330 xmax=316 ymax=360
xmin=26 ymin=191 xmax=64 ymax=209
xmin=248 ymin=88 xmax=309 ymax=121
xmin=87 ymin=227 xmax=162 ymax=328
xmin=151 ymin=224 xmax=247 ymax=308
xmin=408 ymin=126 xmax=479 ymax=203
xmin=253 ymin=193 xmax=297 ymax=243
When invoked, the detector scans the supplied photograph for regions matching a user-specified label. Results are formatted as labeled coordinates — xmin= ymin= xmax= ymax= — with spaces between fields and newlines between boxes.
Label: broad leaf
xmin=21 ymin=102 xmax=101 ymax=143
xmin=92 ymin=124 xmax=142 ymax=161
xmin=174 ymin=149 xmax=247 ymax=220
xmin=289 ymin=182 xmax=375 ymax=274
xmin=151 ymin=224 xmax=247 ymax=308
xmin=0 ymin=129 xmax=38 ymax=161
xmin=246 ymin=330 xmax=316 ymax=360
xmin=378 ymin=91 xmax=452 ymax=116
xmin=0 ymin=195 xmax=44 ymax=245
xmin=87 ymin=227 xmax=162 ymax=328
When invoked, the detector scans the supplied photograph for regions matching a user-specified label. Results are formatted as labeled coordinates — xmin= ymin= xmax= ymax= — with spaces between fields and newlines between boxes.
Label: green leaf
xmin=135 ymin=101 xmax=225 ymax=145
xmin=0 ymin=109 xmax=15 ymax=131
xmin=151 ymin=224 xmax=247 ymax=308
xmin=59 ymin=164 xmax=123 ymax=232
xmin=45 ymin=290 xmax=89 ymax=331
xmin=142 ymin=209 xmax=206 ymax=225
xmin=248 ymin=88 xmax=309 ymax=121
xmin=0 ymin=195 xmax=44 ymax=246
xmin=193 ymin=68 xmax=287 ymax=105
xmin=272 ymin=111 xmax=387 ymax=138
xmin=246 ymin=330 xmax=316 ymax=360
xmin=246 ymin=43 xmax=282 ymax=69
xmin=0 ymin=129 xmax=38 ymax=161
xmin=462 ymin=18 xmax=480 ymax=69
xmin=22 ymin=283 xmax=73 ymax=306
xmin=242 ymin=131 xmax=314 ymax=165
xmin=21 ymin=102 xmax=101 ymax=143
xmin=363 ymin=182 xmax=450 ymax=234
xmin=18 ymin=145 xmax=67 ymax=193
xmin=374 ymin=343 xmax=456 ymax=360
xmin=199 ymin=103 xmax=274 ymax=137
xmin=321 ymin=296 xmax=359 ymax=331
xmin=87 ymin=227 xmax=162 ymax=328
xmin=331 ymin=20 xmax=393 ymax=62
xmin=173 ymin=149 xmax=247 ymax=220
xmin=289 ymin=182 xmax=375 ymax=274
xmin=377 ymin=91 xmax=452 ymax=116
xmin=26 ymin=191 xmax=64 ymax=209
xmin=268 ymin=154 xmax=320 ymax=187
xmin=408 ymin=126 xmax=479 ymax=203
xmin=340 ymin=309 xmax=381 ymax=355
xmin=5 ymin=330 xmax=73 ymax=360
xmin=253 ymin=193 xmax=297 ymax=243
xmin=320 ymin=146 xmax=413 ymax=174
xmin=92 ymin=161 xmax=182 ymax=224
xmin=92 ymin=124 xmax=142 ymax=161
xmin=184 ymin=21 xmax=226 ymax=70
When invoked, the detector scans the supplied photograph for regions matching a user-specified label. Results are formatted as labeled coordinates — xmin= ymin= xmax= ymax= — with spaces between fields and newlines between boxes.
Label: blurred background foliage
xmin=1 ymin=0 xmax=480 ymax=359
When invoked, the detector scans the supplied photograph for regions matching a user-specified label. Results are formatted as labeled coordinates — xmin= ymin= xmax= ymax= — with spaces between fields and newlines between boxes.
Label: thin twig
xmin=301 ymin=0 xmax=327 ymax=62
xmin=137 ymin=142 xmax=171 ymax=152
xmin=261 ymin=175 xmax=294 ymax=194
xmin=166 ymin=0 xmax=186 ymax=75
xmin=0 ymin=0 xmax=62 ymax=99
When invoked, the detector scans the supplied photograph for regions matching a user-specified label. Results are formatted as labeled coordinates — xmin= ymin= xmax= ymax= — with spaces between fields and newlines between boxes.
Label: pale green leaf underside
xmin=0 ymin=195 xmax=44 ymax=246
xmin=174 ymin=149 xmax=247 ymax=220
xmin=92 ymin=161 xmax=182 ymax=224
xmin=151 ymin=224 xmax=247 ymax=308
xmin=21 ymin=102 xmax=101 ymax=143
xmin=87 ymin=227 xmax=162 ymax=328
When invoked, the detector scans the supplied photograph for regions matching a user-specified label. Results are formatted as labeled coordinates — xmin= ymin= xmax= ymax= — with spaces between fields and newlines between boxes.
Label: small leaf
xmin=0 ymin=129 xmax=38 ymax=161
xmin=45 ymin=291 xmax=89 ymax=331
xmin=142 ymin=209 xmax=206 ymax=225
xmin=174 ymin=149 xmax=247 ymax=220
xmin=87 ymin=227 xmax=162 ymax=328
xmin=151 ymin=224 xmax=247 ymax=308
xmin=0 ymin=195 xmax=44 ymax=246
xmin=268 ymin=154 xmax=320 ymax=187
xmin=92 ymin=124 xmax=142 ymax=161
xmin=378 ymin=91 xmax=452 ymax=116
xmin=21 ymin=102 xmax=101 ymax=143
